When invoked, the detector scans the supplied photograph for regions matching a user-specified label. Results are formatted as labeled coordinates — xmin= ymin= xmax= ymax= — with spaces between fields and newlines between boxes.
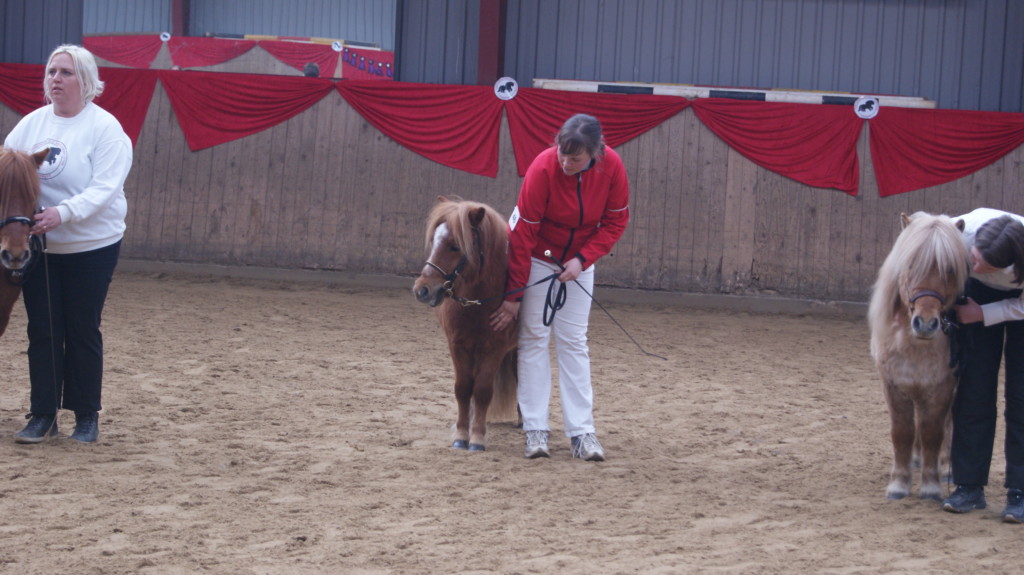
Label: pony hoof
xmin=468 ymin=443 xmax=486 ymax=452
xmin=451 ymin=440 xmax=469 ymax=450
xmin=886 ymin=492 xmax=907 ymax=500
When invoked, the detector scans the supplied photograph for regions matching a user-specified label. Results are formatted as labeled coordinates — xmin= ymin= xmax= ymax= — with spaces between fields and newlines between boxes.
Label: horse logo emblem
xmin=494 ymin=77 xmax=518 ymax=100
xmin=855 ymin=96 xmax=880 ymax=119
xmin=35 ymin=139 xmax=67 ymax=181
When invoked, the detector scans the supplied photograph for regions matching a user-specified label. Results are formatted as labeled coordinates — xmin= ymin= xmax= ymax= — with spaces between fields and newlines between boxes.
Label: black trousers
xmin=950 ymin=278 xmax=1024 ymax=490
xmin=21 ymin=241 xmax=120 ymax=415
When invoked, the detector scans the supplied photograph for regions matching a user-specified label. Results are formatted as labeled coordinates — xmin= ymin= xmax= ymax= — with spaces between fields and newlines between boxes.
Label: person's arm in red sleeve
xmin=505 ymin=151 xmax=552 ymax=300
xmin=577 ymin=149 xmax=630 ymax=266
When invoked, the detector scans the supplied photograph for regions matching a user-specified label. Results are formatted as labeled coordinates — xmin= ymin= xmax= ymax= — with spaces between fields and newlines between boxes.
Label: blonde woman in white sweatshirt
xmin=4 ymin=44 xmax=131 ymax=444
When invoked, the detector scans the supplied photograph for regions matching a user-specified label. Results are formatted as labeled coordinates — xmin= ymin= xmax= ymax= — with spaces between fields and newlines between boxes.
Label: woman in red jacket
xmin=490 ymin=114 xmax=630 ymax=461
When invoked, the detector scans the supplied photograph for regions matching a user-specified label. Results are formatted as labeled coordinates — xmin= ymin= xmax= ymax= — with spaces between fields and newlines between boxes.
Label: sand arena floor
xmin=0 ymin=267 xmax=1021 ymax=574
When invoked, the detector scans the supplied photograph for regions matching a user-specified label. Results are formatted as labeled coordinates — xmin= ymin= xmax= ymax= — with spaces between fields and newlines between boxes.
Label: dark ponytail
xmin=975 ymin=215 xmax=1024 ymax=284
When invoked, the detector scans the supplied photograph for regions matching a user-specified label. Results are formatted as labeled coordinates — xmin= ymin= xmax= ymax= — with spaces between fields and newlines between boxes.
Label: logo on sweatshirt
xmin=34 ymin=139 xmax=67 ymax=181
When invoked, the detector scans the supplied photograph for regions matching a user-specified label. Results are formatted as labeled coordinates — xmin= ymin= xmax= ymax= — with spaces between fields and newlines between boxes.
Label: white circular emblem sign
xmin=160 ymin=32 xmax=171 ymax=42
xmin=494 ymin=77 xmax=518 ymax=100
xmin=332 ymin=41 xmax=343 ymax=52
xmin=854 ymin=96 xmax=879 ymax=119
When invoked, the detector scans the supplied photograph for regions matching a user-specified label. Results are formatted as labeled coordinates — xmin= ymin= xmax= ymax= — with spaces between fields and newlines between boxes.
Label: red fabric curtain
xmin=169 ymin=36 xmax=257 ymax=69
xmin=505 ymin=88 xmax=691 ymax=176
xmin=9 ymin=63 xmax=1024 ymax=192
xmin=83 ymin=35 xmax=163 ymax=69
xmin=336 ymin=81 xmax=503 ymax=177
xmin=0 ymin=64 xmax=154 ymax=147
xmin=691 ymin=99 xmax=863 ymax=195
xmin=159 ymin=70 xmax=335 ymax=151
xmin=869 ymin=107 xmax=1024 ymax=197
xmin=93 ymin=68 xmax=159 ymax=146
xmin=258 ymin=40 xmax=340 ymax=79
xmin=0 ymin=63 xmax=45 ymax=115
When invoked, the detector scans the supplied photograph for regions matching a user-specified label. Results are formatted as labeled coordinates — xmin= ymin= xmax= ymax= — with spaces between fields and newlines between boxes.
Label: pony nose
xmin=911 ymin=315 xmax=940 ymax=338
xmin=0 ymin=249 xmax=30 ymax=270
xmin=415 ymin=285 xmax=431 ymax=303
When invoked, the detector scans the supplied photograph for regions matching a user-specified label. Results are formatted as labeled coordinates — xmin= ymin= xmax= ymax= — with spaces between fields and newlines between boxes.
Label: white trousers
xmin=518 ymin=257 xmax=595 ymax=438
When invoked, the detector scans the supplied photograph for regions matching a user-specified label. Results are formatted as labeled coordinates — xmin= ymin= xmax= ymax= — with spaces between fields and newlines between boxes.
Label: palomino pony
xmin=413 ymin=197 xmax=518 ymax=451
xmin=868 ymin=211 xmax=969 ymax=501
xmin=0 ymin=147 xmax=48 ymax=337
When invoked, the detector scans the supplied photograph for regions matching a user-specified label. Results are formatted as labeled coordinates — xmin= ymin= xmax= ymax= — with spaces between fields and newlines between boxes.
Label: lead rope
xmin=35 ymin=220 xmax=61 ymax=428
xmin=542 ymin=251 xmax=666 ymax=361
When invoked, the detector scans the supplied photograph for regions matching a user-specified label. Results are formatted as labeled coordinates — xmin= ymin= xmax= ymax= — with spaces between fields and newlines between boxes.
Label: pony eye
xmin=448 ymin=244 xmax=460 ymax=252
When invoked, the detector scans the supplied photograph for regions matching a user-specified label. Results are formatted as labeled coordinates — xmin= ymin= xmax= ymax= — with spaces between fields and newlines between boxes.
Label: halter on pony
xmin=423 ymin=254 xmax=470 ymax=304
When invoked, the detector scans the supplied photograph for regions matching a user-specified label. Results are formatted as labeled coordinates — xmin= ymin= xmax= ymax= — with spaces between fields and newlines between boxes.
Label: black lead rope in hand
xmin=542 ymin=250 xmax=667 ymax=360
xmin=542 ymin=250 xmax=567 ymax=326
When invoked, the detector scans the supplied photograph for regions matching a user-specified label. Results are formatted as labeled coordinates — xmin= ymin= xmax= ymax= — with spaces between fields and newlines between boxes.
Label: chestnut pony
xmin=413 ymin=197 xmax=518 ymax=451
xmin=869 ymin=211 xmax=970 ymax=501
xmin=0 ymin=147 xmax=48 ymax=337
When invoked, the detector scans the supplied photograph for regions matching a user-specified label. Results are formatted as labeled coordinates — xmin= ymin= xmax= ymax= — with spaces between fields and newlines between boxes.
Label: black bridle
xmin=908 ymin=288 xmax=966 ymax=370
xmin=0 ymin=216 xmax=35 ymax=229
xmin=908 ymin=289 xmax=957 ymax=334
xmin=424 ymin=254 xmax=470 ymax=303
xmin=0 ymin=214 xmax=43 ymax=285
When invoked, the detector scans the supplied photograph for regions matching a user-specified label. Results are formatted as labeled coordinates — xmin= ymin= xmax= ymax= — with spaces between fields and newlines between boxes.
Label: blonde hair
xmin=44 ymin=44 xmax=105 ymax=104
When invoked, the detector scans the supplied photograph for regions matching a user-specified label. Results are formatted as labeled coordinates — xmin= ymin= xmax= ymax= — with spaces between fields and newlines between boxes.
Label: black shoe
xmin=70 ymin=411 xmax=99 ymax=443
xmin=1002 ymin=489 xmax=1024 ymax=524
xmin=942 ymin=485 xmax=986 ymax=513
xmin=14 ymin=413 xmax=58 ymax=444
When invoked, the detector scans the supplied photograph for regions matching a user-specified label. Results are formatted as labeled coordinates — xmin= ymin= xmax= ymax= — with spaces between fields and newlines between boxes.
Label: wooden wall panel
xmin=3 ymin=95 xmax=1024 ymax=304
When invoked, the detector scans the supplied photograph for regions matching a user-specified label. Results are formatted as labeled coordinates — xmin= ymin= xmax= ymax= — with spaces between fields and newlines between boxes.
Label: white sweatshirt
xmin=4 ymin=102 xmax=131 ymax=254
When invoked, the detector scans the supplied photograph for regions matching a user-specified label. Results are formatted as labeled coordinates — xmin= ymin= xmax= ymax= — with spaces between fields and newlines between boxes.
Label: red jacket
xmin=505 ymin=146 xmax=630 ymax=300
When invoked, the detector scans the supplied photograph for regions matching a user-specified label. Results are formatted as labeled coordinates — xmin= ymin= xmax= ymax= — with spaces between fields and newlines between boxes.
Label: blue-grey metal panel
xmin=499 ymin=0 xmax=1022 ymax=112
xmin=1 ymin=0 xmax=83 ymax=64
xmin=189 ymin=0 xmax=396 ymax=49
xmin=396 ymin=0 xmax=477 ymax=83
xmin=83 ymin=0 xmax=170 ymax=34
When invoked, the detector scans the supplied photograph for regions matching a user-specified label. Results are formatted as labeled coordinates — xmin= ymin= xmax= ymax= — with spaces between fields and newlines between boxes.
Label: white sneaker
xmin=571 ymin=433 xmax=606 ymax=461
xmin=524 ymin=430 xmax=550 ymax=459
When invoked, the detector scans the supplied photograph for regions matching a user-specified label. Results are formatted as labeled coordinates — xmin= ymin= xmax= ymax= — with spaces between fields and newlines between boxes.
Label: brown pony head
xmin=413 ymin=196 xmax=509 ymax=307
xmin=0 ymin=147 xmax=48 ymax=271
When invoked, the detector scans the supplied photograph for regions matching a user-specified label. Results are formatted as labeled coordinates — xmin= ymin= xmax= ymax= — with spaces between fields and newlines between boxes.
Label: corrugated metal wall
xmin=0 ymin=0 xmax=83 ymax=64
xmin=396 ymin=0 xmax=479 ymax=85
xmin=188 ymin=0 xmax=395 ymax=48
xmin=398 ymin=0 xmax=1024 ymax=112
xmin=82 ymin=0 xmax=170 ymax=35
xmin=81 ymin=0 xmax=395 ymax=49
xmin=8 ymin=0 xmax=1020 ymax=111
xmin=506 ymin=0 xmax=1019 ymax=112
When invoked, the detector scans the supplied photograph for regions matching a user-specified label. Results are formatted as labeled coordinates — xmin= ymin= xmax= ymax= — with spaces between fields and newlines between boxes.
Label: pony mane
xmin=424 ymin=198 xmax=508 ymax=274
xmin=0 ymin=148 xmax=42 ymax=218
xmin=869 ymin=212 xmax=970 ymax=333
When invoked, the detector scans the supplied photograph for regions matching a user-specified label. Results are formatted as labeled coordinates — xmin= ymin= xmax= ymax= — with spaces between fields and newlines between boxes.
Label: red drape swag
xmin=869 ymin=106 xmax=1024 ymax=197
xmin=258 ymin=40 xmax=340 ymax=79
xmin=505 ymin=88 xmax=691 ymax=176
xmin=93 ymin=68 xmax=159 ymax=147
xmin=0 ymin=63 xmax=45 ymax=115
xmin=169 ymin=36 xmax=257 ymax=69
xmin=336 ymin=81 xmax=503 ymax=177
xmin=692 ymin=98 xmax=863 ymax=195
xmin=83 ymin=35 xmax=163 ymax=69
xmin=160 ymin=70 xmax=335 ymax=151
xmin=0 ymin=64 xmax=155 ymax=147
xmin=7 ymin=64 xmax=1024 ymax=192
